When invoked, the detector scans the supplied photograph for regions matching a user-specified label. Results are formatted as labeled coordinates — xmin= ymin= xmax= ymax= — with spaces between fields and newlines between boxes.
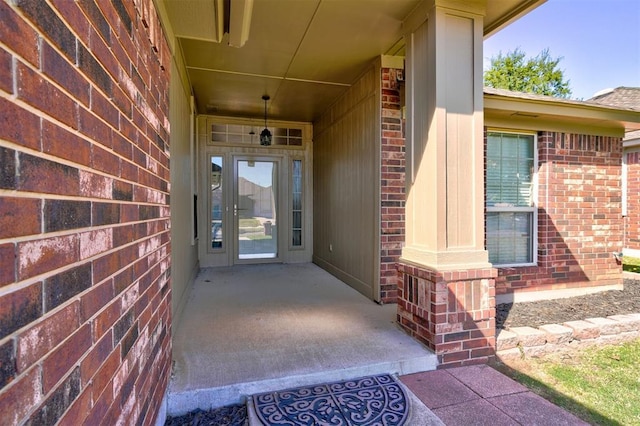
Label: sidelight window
xmin=210 ymin=156 xmax=223 ymax=250
xmin=291 ymin=159 xmax=303 ymax=248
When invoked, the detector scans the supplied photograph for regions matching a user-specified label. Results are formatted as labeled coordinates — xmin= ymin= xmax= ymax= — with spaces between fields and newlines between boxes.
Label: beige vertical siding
xmin=169 ymin=56 xmax=200 ymax=330
xmin=313 ymin=64 xmax=380 ymax=300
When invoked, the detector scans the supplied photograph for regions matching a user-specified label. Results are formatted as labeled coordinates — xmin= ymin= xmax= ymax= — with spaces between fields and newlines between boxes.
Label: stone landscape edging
xmin=496 ymin=313 xmax=640 ymax=360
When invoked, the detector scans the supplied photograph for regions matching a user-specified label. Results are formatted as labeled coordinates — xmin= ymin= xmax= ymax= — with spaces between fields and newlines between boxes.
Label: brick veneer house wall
xmin=493 ymin=132 xmax=623 ymax=297
xmin=396 ymin=128 xmax=625 ymax=368
xmin=0 ymin=1 xmax=172 ymax=424
xmin=624 ymin=146 xmax=640 ymax=255
xmin=586 ymin=88 xmax=640 ymax=259
xmin=379 ymin=67 xmax=405 ymax=303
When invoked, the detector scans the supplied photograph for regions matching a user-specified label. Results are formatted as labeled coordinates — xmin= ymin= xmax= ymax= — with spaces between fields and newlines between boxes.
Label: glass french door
xmin=235 ymin=159 xmax=279 ymax=261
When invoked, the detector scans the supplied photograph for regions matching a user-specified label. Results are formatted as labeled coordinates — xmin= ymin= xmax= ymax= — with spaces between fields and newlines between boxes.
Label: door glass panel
xmin=211 ymin=156 xmax=223 ymax=249
xmin=237 ymin=160 xmax=277 ymax=259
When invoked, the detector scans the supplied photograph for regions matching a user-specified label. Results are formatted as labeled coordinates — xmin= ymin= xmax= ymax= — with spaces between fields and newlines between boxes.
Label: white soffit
xmin=228 ymin=0 xmax=254 ymax=48
xmin=484 ymin=0 xmax=547 ymax=38
xmin=285 ymin=0 xmax=417 ymax=84
xmin=165 ymin=0 xmax=547 ymax=122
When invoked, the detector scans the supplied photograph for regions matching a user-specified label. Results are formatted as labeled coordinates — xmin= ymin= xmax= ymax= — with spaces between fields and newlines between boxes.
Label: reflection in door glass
xmin=211 ymin=157 xmax=223 ymax=249
xmin=238 ymin=161 xmax=277 ymax=259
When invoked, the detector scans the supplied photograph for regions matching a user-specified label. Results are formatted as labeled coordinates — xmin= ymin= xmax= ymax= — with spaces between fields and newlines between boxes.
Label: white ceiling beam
xmin=228 ymin=0 xmax=254 ymax=48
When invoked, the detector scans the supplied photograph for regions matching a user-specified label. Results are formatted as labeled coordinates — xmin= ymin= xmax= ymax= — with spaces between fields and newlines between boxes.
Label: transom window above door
xmin=208 ymin=122 xmax=304 ymax=147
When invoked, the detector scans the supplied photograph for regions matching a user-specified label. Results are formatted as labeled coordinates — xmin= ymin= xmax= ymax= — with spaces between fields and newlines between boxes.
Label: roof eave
xmin=484 ymin=0 xmax=547 ymax=38
xmin=484 ymin=93 xmax=640 ymax=138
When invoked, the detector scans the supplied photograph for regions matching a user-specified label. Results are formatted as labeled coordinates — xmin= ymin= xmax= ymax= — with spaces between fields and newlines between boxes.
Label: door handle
xmin=233 ymin=205 xmax=249 ymax=215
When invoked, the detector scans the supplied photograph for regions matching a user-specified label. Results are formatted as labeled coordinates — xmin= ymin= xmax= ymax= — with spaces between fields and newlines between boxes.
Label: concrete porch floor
xmin=168 ymin=263 xmax=437 ymax=415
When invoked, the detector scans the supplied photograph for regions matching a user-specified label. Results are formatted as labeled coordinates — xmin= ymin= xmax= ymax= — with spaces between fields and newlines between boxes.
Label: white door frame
xmin=197 ymin=115 xmax=314 ymax=267
xmin=233 ymin=155 xmax=284 ymax=264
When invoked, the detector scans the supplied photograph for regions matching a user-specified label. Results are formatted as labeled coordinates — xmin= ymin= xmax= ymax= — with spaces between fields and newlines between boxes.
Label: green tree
xmin=484 ymin=48 xmax=572 ymax=98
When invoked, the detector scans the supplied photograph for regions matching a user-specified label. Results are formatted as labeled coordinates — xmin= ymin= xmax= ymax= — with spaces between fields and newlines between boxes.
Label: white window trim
xmin=486 ymin=130 xmax=538 ymax=267
xmin=206 ymin=115 xmax=308 ymax=150
xmin=208 ymin=154 xmax=226 ymax=254
xmin=622 ymin=146 xmax=640 ymax=217
xmin=622 ymin=151 xmax=628 ymax=217
xmin=190 ymin=96 xmax=198 ymax=245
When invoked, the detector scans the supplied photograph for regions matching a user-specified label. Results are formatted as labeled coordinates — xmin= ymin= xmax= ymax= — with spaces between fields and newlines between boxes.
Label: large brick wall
xmin=0 ymin=1 xmax=172 ymax=424
xmin=625 ymin=149 xmax=640 ymax=254
xmin=494 ymin=132 xmax=623 ymax=296
xmin=379 ymin=67 xmax=405 ymax=303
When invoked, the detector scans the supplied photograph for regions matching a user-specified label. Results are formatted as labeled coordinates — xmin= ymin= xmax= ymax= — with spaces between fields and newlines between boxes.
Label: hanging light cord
xmin=264 ymin=97 xmax=268 ymax=128
xmin=260 ymin=95 xmax=272 ymax=146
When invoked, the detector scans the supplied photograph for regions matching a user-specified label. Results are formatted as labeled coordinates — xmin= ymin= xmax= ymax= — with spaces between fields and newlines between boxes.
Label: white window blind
xmin=486 ymin=132 xmax=536 ymax=265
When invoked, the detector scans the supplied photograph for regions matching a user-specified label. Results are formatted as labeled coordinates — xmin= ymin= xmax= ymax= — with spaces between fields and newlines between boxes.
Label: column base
xmin=400 ymin=247 xmax=492 ymax=271
xmin=397 ymin=262 xmax=497 ymax=368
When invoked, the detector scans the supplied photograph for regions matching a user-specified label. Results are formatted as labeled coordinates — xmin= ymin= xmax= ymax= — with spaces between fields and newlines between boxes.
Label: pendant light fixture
xmin=260 ymin=95 xmax=272 ymax=146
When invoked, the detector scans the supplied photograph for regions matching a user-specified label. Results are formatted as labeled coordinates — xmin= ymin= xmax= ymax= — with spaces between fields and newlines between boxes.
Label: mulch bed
xmin=165 ymin=404 xmax=247 ymax=426
xmin=497 ymin=278 xmax=640 ymax=329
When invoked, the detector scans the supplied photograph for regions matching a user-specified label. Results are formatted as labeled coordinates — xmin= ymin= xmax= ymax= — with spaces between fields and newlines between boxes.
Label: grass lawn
xmin=246 ymin=234 xmax=272 ymax=240
xmin=495 ymin=339 xmax=640 ymax=425
xmin=623 ymin=256 xmax=640 ymax=273
xmin=239 ymin=218 xmax=261 ymax=228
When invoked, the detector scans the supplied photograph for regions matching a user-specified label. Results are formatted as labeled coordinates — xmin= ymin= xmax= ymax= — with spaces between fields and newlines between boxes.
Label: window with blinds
xmin=486 ymin=131 xmax=536 ymax=265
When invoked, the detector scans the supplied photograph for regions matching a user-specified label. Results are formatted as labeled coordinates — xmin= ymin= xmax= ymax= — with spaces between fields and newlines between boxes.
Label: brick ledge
xmin=497 ymin=313 xmax=640 ymax=360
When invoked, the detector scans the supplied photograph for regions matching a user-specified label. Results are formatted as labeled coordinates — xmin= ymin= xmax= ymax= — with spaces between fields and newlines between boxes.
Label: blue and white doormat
xmin=253 ymin=374 xmax=409 ymax=425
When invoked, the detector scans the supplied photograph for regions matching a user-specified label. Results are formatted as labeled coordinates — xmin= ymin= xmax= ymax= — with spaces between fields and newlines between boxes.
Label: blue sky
xmin=484 ymin=0 xmax=640 ymax=100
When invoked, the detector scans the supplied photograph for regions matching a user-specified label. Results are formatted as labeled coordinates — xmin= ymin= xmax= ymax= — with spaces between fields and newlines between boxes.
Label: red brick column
xmin=380 ymin=67 xmax=405 ymax=303
xmin=397 ymin=263 xmax=497 ymax=368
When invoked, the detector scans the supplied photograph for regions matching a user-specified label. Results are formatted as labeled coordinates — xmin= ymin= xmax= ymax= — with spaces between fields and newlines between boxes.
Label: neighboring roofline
xmin=484 ymin=87 xmax=640 ymax=138
xmin=589 ymin=86 xmax=640 ymax=102
xmin=624 ymin=131 xmax=640 ymax=149
xmin=484 ymin=87 xmax=640 ymax=113
xmin=591 ymin=87 xmax=616 ymax=99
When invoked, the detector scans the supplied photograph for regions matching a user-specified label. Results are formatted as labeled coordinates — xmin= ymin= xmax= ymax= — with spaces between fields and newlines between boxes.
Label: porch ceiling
xmin=161 ymin=0 xmax=545 ymax=122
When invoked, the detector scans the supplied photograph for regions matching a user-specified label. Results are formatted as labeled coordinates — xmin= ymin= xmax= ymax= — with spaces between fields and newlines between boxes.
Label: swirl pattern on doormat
xmin=253 ymin=374 xmax=409 ymax=425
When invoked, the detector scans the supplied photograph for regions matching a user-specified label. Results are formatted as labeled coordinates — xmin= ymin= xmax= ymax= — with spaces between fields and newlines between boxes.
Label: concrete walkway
xmin=401 ymin=365 xmax=588 ymax=425
xmin=168 ymin=263 xmax=437 ymax=415
xmin=167 ymin=263 xmax=590 ymax=424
